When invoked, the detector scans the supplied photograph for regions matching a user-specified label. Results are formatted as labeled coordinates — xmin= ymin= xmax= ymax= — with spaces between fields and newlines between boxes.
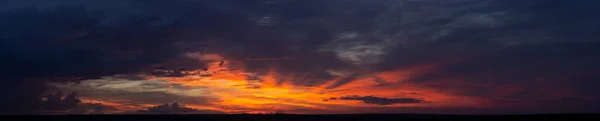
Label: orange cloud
xmin=144 ymin=54 xmax=486 ymax=113
xmin=53 ymin=53 xmax=504 ymax=114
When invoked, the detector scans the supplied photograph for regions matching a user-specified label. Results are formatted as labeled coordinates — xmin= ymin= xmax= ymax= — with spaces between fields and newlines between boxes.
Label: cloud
xmin=40 ymin=91 xmax=82 ymax=111
xmin=331 ymin=95 xmax=429 ymax=105
xmin=51 ymin=79 xmax=217 ymax=106
xmin=37 ymin=91 xmax=121 ymax=114
xmin=230 ymin=0 xmax=600 ymax=88
xmin=0 ymin=1 xmax=353 ymax=113
xmin=325 ymin=72 xmax=363 ymax=89
xmin=0 ymin=1 xmax=408 ymax=113
xmin=134 ymin=103 xmax=224 ymax=114
xmin=109 ymin=74 xmax=149 ymax=81
xmin=352 ymin=0 xmax=600 ymax=110
xmin=404 ymin=43 xmax=600 ymax=100
xmin=67 ymin=103 xmax=119 ymax=114
xmin=370 ymin=0 xmax=600 ymax=71
xmin=0 ymin=0 xmax=248 ymax=113
xmin=2 ymin=0 xmax=600 ymax=114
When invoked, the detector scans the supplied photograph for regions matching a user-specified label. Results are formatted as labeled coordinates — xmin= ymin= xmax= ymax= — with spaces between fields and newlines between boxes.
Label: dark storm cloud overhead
xmin=0 ymin=0 xmax=265 ymax=80
xmin=332 ymin=95 xmax=428 ymax=105
xmin=1 ymin=7 xmax=171 ymax=79
xmin=0 ymin=0 xmax=253 ymax=113
xmin=2 ymin=0 xmax=598 ymax=81
xmin=0 ymin=7 xmax=169 ymax=113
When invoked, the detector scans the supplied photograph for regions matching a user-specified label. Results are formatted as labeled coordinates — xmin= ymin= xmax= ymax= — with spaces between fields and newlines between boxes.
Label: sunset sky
xmin=1 ymin=0 xmax=599 ymax=114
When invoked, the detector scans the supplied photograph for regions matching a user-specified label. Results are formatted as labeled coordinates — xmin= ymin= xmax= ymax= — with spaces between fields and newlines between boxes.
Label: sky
xmin=1 ymin=0 xmax=599 ymax=114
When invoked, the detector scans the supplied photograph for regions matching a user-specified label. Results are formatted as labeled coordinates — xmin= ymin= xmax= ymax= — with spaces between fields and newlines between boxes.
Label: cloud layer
xmin=1 ymin=0 xmax=600 ymax=114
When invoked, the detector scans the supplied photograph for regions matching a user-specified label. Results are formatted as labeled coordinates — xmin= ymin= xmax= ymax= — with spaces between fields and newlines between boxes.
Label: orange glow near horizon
xmin=141 ymin=53 xmax=487 ymax=114
xmin=50 ymin=53 xmax=488 ymax=114
xmin=48 ymin=53 xmax=593 ymax=114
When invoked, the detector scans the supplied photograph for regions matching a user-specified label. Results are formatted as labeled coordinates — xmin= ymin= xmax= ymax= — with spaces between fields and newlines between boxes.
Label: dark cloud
xmin=354 ymin=0 xmax=600 ymax=110
xmin=325 ymin=72 xmax=363 ymax=89
xmin=331 ymin=95 xmax=428 ymax=105
xmin=404 ymin=43 xmax=600 ymax=102
xmin=33 ymin=91 xmax=117 ymax=115
xmin=108 ymin=74 xmax=148 ymax=81
xmin=373 ymin=0 xmax=600 ymax=71
xmin=135 ymin=103 xmax=224 ymax=114
xmin=37 ymin=103 xmax=119 ymax=115
xmin=59 ymin=103 xmax=120 ymax=114
xmin=40 ymin=91 xmax=81 ymax=111
xmin=104 ymin=92 xmax=208 ymax=105
xmin=244 ymin=51 xmax=353 ymax=86
xmin=0 ymin=0 xmax=247 ymax=113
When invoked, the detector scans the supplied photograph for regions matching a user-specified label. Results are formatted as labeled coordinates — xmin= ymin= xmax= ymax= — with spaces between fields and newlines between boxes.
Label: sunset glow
xmin=6 ymin=0 xmax=599 ymax=115
xmin=51 ymin=54 xmax=489 ymax=114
